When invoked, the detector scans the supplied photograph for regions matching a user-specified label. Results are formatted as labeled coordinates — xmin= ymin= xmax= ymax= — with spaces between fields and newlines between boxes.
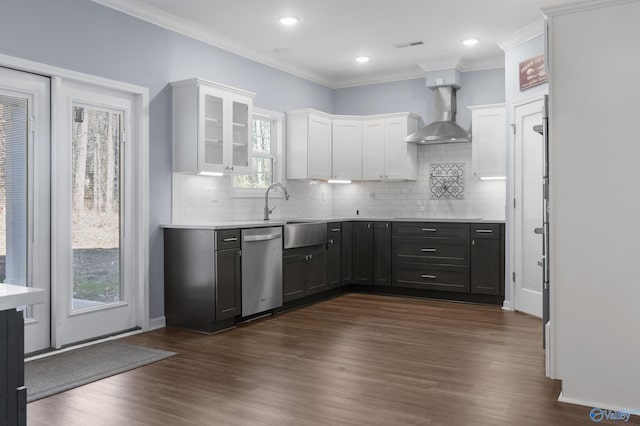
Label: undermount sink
xmin=283 ymin=221 xmax=327 ymax=249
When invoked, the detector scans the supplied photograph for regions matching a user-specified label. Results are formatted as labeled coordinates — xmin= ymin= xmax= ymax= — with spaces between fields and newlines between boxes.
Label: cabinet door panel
xmin=216 ymin=249 xmax=241 ymax=320
xmin=341 ymin=222 xmax=353 ymax=284
xmin=332 ymin=119 xmax=362 ymax=180
xmin=373 ymin=222 xmax=392 ymax=286
xmin=471 ymin=106 xmax=506 ymax=179
xmin=307 ymin=114 xmax=332 ymax=179
xmin=283 ymin=254 xmax=306 ymax=302
xmin=306 ymin=250 xmax=328 ymax=295
xmin=386 ymin=117 xmax=417 ymax=180
xmin=352 ymin=223 xmax=373 ymax=285
xmin=198 ymin=86 xmax=226 ymax=172
xmin=327 ymin=223 xmax=342 ymax=289
xmin=362 ymin=119 xmax=386 ymax=180
xmin=230 ymin=95 xmax=253 ymax=174
xmin=471 ymin=238 xmax=501 ymax=295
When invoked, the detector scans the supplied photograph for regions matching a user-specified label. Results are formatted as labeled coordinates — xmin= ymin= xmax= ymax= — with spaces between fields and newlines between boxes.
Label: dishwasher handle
xmin=243 ymin=233 xmax=282 ymax=242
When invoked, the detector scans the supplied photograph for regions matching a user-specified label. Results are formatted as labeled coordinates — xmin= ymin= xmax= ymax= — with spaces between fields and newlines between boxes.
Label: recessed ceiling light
xmin=355 ymin=56 xmax=370 ymax=63
xmin=462 ymin=38 xmax=479 ymax=46
xmin=279 ymin=16 xmax=299 ymax=26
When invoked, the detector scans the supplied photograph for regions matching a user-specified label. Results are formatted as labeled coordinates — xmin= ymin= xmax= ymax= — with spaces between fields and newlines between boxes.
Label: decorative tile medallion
xmin=430 ymin=163 xmax=465 ymax=200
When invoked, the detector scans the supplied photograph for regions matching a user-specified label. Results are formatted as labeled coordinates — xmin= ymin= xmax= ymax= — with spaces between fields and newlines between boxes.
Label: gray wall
xmin=0 ymin=0 xmax=333 ymax=319
xmin=333 ymin=69 xmax=505 ymax=130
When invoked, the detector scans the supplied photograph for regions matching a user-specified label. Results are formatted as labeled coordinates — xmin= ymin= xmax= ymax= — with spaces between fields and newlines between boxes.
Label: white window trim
xmin=231 ymin=107 xmax=285 ymax=198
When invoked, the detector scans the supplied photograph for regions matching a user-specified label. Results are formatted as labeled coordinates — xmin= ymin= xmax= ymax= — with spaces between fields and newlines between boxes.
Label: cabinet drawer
xmin=393 ymin=239 xmax=469 ymax=265
xmin=393 ymin=222 xmax=469 ymax=239
xmin=327 ymin=222 xmax=342 ymax=237
xmin=216 ymin=229 xmax=240 ymax=250
xmin=393 ymin=263 xmax=470 ymax=293
xmin=470 ymin=224 xmax=500 ymax=240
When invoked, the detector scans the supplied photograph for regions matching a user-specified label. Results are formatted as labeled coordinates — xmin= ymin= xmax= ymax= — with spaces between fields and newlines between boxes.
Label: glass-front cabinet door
xmin=198 ymin=85 xmax=226 ymax=174
xmin=230 ymin=95 xmax=252 ymax=173
xmin=172 ymin=78 xmax=254 ymax=175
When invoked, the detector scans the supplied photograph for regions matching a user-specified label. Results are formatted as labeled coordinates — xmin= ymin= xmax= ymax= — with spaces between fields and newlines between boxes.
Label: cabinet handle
xmin=309 ymin=253 xmax=313 ymax=260
xmin=475 ymin=229 xmax=493 ymax=234
xmin=421 ymin=228 xmax=437 ymax=232
xmin=421 ymin=248 xmax=436 ymax=252
xmin=328 ymin=238 xmax=334 ymax=244
xmin=421 ymin=274 xmax=437 ymax=279
xmin=367 ymin=223 xmax=371 ymax=229
xmin=386 ymin=223 xmax=389 ymax=228
xmin=230 ymin=166 xmax=234 ymax=171
xmin=304 ymin=255 xmax=309 ymax=260
xmin=223 ymin=237 xmax=238 ymax=242
xmin=331 ymin=228 xmax=341 ymax=232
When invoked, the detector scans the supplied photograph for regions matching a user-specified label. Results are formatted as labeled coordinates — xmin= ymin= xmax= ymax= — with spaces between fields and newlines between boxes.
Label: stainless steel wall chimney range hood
xmin=405 ymin=85 xmax=471 ymax=144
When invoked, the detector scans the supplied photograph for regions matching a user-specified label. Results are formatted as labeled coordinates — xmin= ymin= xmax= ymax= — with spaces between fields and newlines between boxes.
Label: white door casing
xmin=513 ymin=98 xmax=544 ymax=317
xmin=0 ymin=67 xmax=51 ymax=353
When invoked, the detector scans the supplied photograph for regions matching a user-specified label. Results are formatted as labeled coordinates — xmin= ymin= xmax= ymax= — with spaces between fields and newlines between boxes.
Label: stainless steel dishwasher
xmin=241 ymin=227 xmax=283 ymax=317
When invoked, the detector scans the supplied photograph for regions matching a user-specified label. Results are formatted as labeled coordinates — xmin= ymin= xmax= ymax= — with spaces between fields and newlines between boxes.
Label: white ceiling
xmin=93 ymin=0 xmax=579 ymax=88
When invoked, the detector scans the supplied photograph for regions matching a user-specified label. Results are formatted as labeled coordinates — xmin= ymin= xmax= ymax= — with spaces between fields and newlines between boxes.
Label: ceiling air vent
xmin=393 ymin=40 xmax=424 ymax=49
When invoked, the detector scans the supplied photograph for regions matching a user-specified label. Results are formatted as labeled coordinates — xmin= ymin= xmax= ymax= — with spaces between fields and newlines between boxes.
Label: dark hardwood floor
xmin=27 ymin=294 xmax=615 ymax=425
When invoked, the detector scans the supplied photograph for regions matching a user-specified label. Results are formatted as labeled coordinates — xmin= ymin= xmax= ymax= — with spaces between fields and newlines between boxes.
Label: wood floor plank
xmin=27 ymin=294 xmax=629 ymax=425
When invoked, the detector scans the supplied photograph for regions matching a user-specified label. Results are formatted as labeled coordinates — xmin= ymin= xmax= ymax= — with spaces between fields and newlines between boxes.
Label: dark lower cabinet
xmin=215 ymin=248 xmax=242 ymax=320
xmin=327 ymin=223 xmax=342 ymax=290
xmin=470 ymin=224 xmax=503 ymax=295
xmin=283 ymin=245 xmax=328 ymax=302
xmin=348 ymin=221 xmax=392 ymax=286
xmin=373 ymin=222 xmax=392 ymax=286
xmin=351 ymin=222 xmax=373 ymax=284
xmin=164 ymin=228 xmax=241 ymax=332
xmin=1 ymin=308 xmax=26 ymax=426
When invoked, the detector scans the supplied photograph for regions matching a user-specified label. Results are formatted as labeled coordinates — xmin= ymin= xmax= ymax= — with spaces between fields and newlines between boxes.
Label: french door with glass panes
xmin=53 ymin=81 xmax=137 ymax=347
xmin=0 ymin=67 xmax=51 ymax=354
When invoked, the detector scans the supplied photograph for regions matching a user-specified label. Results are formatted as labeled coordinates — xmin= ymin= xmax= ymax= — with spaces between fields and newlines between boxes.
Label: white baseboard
xmin=558 ymin=392 xmax=639 ymax=413
xmin=502 ymin=300 xmax=514 ymax=311
xmin=148 ymin=316 xmax=166 ymax=331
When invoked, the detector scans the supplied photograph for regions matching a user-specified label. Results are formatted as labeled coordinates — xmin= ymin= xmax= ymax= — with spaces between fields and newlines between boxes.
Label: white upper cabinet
xmin=362 ymin=114 xmax=418 ymax=181
xmin=469 ymin=104 xmax=506 ymax=179
xmin=332 ymin=119 xmax=362 ymax=180
xmin=287 ymin=109 xmax=418 ymax=181
xmin=172 ymin=78 xmax=254 ymax=175
xmin=287 ymin=109 xmax=332 ymax=180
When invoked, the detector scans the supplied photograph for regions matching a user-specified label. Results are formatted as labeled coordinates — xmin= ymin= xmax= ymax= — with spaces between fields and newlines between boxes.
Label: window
xmin=233 ymin=108 xmax=283 ymax=193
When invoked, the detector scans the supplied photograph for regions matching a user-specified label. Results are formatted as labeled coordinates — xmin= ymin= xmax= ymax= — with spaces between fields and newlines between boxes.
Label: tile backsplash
xmin=171 ymin=143 xmax=505 ymax=224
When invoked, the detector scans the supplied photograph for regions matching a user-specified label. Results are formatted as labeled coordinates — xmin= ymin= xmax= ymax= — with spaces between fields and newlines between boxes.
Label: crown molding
xmin=91 ymin=0 xmax=334 ymax=88
xmin=541 ymin=0 xmax=639 ymax=16
xmin=498 ymin=19 xmax=545 ymax=51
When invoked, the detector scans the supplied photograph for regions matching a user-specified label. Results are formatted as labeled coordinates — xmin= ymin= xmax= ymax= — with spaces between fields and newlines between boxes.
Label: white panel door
xmin=332 ymin=119 xmax=362 ymax=180
xmin=307 ymin=114 xmax=331 ymax=180
xmin=362 ymin=119 xmax=385 ymax=180
xmin=514 ymin=99 xmax=544 ymax=317
xmin=0 ymin=67 xmax=51 ymax=354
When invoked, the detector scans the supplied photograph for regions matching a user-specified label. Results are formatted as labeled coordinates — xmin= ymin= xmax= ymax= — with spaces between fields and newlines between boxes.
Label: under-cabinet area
xmin=162 ymin=219 xmax=504 ymax=332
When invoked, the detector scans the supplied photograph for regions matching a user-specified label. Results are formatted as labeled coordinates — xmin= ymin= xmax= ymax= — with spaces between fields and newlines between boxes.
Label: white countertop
xmin=0 ymin=284 xmax=46 ymax=311
xmin=162 ymin=217 xmax=505 ymax=230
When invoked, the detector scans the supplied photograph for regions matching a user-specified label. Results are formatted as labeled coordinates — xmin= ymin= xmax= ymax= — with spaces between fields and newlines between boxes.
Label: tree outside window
xmin=233 ymin=116 xmax=275 ymax=189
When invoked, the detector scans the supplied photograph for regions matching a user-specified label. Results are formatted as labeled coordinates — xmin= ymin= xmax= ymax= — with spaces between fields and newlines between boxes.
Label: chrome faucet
xmin=264 ymin=183 xmax=290 ymax=220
